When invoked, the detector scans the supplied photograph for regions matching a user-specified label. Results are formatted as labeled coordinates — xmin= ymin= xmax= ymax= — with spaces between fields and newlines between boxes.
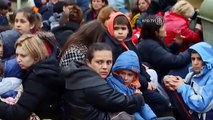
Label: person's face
xmin=14 ymin=12 xmax=34 ymax=34
xmin=138 ymin=0 xmax=149 ymax=12
xmin=0 ymin=41 xmax=3 ymax=58
xmin=92 ymin=0 xmax=105 ymax=11
xmin=16 ymin=46 xmax=36 ymax=70
xmin=113 ymin=24 xmax=129 ymax=42
xmin=191 ymin=53 xmax=204 ymax=74
xmin=118 ymin=70 xmax=136 ymax=87
xmin=87 ymin=50 xmax=113 ymax=79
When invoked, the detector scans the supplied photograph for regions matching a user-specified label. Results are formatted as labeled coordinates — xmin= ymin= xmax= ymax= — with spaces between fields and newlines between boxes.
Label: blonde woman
xmin=164 ymin=0 xmax=202 ymax=52
xmin=0 ymin=34 xmax=63 ymax=119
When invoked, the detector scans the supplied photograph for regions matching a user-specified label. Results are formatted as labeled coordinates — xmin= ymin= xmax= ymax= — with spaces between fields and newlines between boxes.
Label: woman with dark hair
xmin=137 ymin=15 xmax=191 ymax=81
xmin=59 ymin=20 xmax=105 ymax=68
xmin=84 ymin=0 xmax=108 ymax=22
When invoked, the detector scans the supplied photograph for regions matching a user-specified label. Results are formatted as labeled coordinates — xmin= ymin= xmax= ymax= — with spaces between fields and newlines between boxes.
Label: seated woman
xmin=0 ymin=34 xmax=64 ymax=119
xmin=164 ymin=42 xmax=213 ymax=120
xmin=62 ymin=42 xmax=145 ymax=120
xmin=137 ymin=15 xmax=191 ymax=81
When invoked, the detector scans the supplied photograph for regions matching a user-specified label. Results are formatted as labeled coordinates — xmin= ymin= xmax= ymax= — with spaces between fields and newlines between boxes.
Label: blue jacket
xmin=0 ymin=29 xmax=21 ymax=60
xmin=107 ymin=50 xmax=156 ymax=120
xmin=177 ymin=42 xmax=213 ymax=119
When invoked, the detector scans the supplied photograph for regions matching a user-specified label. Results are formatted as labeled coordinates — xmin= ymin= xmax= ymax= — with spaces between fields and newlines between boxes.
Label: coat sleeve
xmin=84 ymin=84 xmax=144 ymax=114
xmin=146 ymin=41 xmax=191 ymax=69
xmin=0 ymin=79 xmax=49 ymax=119
xmin=177 ymin=76 xmax=213 ymax=112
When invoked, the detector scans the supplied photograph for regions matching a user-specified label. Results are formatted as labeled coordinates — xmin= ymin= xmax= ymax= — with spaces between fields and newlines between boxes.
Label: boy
xmin=164 ymin=42 xmax=213 ymax=120
xmin=107 ymin=50 xmax=157 ymax=120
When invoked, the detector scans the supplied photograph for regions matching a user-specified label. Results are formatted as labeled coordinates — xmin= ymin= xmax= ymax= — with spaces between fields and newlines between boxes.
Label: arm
xmin=148 ymin=41 xmax=190 ymax=69
xmin=84 ymin=84 xmax=144 ymax=114
xmin=0 ymin=78 xmax=49 ymax=119
xmin=177 ymin=77 xmax=213 ymax=112
xmin=0 ymin=78 xmax=22 ymax=95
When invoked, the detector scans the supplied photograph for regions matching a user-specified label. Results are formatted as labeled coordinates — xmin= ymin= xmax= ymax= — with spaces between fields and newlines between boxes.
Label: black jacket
xmin=62 ymin=61 xmax=144 ymax=120
xmin=0 ymin=55 xmax=64 ymax=120
xmin=137 ymin=38 xmax=191 ymax=80
xmin=52 ymin=21 xmax=80 ymax=48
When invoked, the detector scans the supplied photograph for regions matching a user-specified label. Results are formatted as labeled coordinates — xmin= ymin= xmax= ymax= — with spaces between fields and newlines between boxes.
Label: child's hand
xmin=5 ymin=97 xmax=16 ymax=105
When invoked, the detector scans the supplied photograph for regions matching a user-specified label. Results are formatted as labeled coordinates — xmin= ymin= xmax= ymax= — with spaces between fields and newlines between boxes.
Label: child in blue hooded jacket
xmin=107 ymin=50 xmax=157 ymax=120
xmin=0 ymin=58 xmax=22 ymax=104
xmin=164 ymin=42 xmax=213 ymax=120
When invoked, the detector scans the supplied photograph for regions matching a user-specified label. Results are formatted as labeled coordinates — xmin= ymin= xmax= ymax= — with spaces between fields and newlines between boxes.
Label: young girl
xmin=14 ymin=7 xmax=41 ymax=34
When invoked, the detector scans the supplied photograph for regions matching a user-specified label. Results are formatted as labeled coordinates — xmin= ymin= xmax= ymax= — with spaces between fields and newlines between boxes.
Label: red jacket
xmin=164 ymin=11 xmax=202 ymax=51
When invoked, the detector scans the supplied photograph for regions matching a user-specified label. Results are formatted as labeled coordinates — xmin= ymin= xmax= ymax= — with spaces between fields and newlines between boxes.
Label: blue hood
xmin=0 ymin=29 xmax=21 ymax=59
xmin=189 ymin=42 xmax=213 ymax=70
xmin=112 ymin=50 xmax=140 ymax=74
xmin=4 ymin=58 xmax=22 ymax=78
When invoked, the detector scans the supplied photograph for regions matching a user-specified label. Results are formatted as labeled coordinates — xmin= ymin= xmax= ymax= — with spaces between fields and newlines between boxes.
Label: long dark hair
xmin=140 ymin=15 xmax=164 ymax=40
xmin=60 ymin=20 xmax=105 ymax=58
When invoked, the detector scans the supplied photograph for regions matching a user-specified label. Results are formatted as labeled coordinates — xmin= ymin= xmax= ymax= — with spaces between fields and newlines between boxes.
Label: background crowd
xmin=0 ymin=0 xmax=212 ymax=120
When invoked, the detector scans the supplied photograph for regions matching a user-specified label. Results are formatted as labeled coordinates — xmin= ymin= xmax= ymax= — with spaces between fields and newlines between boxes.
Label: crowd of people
xmin=0 ymin=0 xmax=212 ymax=120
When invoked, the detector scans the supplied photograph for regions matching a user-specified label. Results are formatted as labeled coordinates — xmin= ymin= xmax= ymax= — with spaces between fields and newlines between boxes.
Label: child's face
xmin=87 ymin=50 xmax=113 ymax=79
xmin=92 ymin=0 xmax=105 ymax=11
xmin=0 ymin=41 xmax=3 ymax=58
xmin=191 ymin=53 xmax=204 ymax=74
xmin=118 ymin=70 xmax=136 ymax=87
xmin=113 ymin=24 xmax=129 ymax=42
xmin=14 ymin=12 xmax=35 ymax=34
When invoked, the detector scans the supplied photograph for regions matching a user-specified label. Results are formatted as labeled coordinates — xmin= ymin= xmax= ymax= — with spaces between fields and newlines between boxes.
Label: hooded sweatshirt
xmin=0 ymin=29 xmax=21 ymax=60
xmin=105 ymin=12 xmax=150 ymax=90
xmin=107 ymin=50 xmax=156 ymax=120
xmin=177 ymin=42 xmax=213 ymax=120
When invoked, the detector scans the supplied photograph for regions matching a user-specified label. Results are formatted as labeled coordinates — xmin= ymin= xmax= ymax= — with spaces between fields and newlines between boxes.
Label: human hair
xmin=97 ymin=6 xmax=118 ymax=25
xmin=36 ymin=31 xmax=56 ymax=47
xmin=15 ymin=34 xmax=48 ymax=61
xmin=86 ymin=42 xmax=112 ymax=62
xmin=68 ymin=5 xmax=83 ymax=24
xmin=64 ymin=0 xmax=76 ymax=6
xmin=16 ymin=7 xmax=39 ymax=33
xmin=35 ymin=12 xmax=43 ymax=31
xmin=90 ymin=0 xmax=108 ymax=6
xmin=60 ymin=20 xmax=105 ymax=58
xmin=172 ymin=0 xmax=194 ymax=18
xmin=141 ymin=15 xmax=164 ymax=40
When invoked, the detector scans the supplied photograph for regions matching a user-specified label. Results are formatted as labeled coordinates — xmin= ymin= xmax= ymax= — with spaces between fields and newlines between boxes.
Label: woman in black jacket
xmin=62 ymin=60 xmax=144 ymax=120
xmin=0 ymin=34 xmax=64 ymax=119
xmin=137 ymin=15 xmax=191 ymax=81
